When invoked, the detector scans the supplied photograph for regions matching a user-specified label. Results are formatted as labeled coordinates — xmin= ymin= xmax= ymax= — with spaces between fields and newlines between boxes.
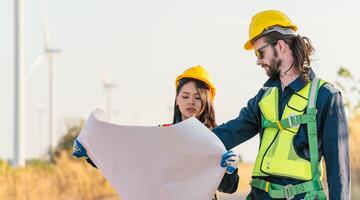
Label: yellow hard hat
xmin=244 ymin=10 xmax=298 ymax=50
xmin=175 ymin=65 xmax=216 ymax=100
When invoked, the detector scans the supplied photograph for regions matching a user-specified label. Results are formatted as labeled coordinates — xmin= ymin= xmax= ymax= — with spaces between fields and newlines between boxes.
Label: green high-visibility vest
xmin=252 ymin=79 xmax=326 ymax=180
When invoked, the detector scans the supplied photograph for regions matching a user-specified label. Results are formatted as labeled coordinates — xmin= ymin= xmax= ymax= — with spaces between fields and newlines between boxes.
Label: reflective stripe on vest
xmin=252 ymin=79 xmax=326 ymax=180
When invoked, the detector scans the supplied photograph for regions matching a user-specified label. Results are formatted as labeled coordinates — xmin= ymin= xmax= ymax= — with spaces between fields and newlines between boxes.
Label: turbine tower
xmin=14 ymin=0 xmax=25 ymax=167
xmin=45 ymin=38 xmax=61 ymax=156
xmin=102 ymin=70 xmax=117 ymax=122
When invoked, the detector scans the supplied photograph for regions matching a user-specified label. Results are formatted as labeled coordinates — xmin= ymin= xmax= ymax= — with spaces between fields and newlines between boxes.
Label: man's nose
xmin=256 ymin=57 xmax=262 ymax=66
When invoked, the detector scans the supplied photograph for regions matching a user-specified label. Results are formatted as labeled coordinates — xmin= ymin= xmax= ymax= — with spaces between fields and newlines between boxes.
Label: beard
xmin=262 ymin=49 xmax=282 ymax=79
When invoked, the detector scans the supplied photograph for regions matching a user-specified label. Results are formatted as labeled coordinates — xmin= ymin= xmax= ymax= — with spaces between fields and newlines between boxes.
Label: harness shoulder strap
xmin=260 ymin=86 xmax=273 ymax=99
xmin=307 ymin=78 xmax=321 ymax=179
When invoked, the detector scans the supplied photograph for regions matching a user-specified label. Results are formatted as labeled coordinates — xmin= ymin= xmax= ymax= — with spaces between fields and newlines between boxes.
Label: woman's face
xmin=176 ymin=81 xmax=203 ymax=121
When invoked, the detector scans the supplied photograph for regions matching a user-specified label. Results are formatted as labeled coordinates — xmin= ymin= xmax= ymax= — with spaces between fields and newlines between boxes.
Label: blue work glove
xmin=221 ymin=150 xmax=240 ymax=174
xmin=72 ymin=139 xmax=88 ymax=158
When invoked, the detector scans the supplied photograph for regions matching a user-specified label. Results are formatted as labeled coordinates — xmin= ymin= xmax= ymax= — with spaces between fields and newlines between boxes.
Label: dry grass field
xmin=0 ymin=152 xmax=120 ymax=200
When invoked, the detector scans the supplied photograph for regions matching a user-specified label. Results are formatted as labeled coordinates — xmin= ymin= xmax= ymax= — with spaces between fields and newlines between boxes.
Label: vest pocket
xmin=286 ymin=93 xmax=307 ymax=112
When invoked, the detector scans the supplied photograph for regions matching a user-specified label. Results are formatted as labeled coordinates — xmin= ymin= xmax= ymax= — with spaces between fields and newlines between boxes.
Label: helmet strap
xmin=262 ymin=25 xmax=297 ymax=37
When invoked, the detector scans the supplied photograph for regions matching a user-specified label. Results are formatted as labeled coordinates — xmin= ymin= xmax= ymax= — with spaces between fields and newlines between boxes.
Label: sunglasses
xmin=254 ymin=41 xmax=278 ymax=59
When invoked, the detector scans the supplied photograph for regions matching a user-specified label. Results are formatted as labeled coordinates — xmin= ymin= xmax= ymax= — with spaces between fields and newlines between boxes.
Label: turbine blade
xmin=25 ymin=54 xmax=46 ymax=80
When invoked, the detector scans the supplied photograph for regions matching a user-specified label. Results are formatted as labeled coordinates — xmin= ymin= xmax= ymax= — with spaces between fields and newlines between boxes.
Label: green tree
xmin=51 ymin=118 xmax=84 ymax=161
xmin=335 ymin=67 xmax=360 ymax=117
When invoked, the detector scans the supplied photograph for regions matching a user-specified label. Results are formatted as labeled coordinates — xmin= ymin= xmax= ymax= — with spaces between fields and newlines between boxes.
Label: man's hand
xmin=221 ymin=150 xmax=240 ymax=174
xmin=72 ymin=139 xmax=88 ymax=158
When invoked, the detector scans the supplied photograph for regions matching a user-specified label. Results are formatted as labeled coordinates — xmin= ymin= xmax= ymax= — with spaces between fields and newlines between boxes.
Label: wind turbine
xmin=24 ymin=0 xmax=61 ymax=160
xmin=102 ymin=70 xmax=118 ymax=122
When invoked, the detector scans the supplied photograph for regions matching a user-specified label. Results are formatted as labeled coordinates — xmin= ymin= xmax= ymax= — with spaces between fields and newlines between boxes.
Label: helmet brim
xmin=244 ymin=40 xmax=253 ymax=50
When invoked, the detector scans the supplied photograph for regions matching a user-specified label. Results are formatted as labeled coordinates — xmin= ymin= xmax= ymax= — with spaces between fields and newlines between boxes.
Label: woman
xmin=73 ymin=65 xmax=239 ymax=198
xmin=171 ymin=65 xmax=239 ymax=200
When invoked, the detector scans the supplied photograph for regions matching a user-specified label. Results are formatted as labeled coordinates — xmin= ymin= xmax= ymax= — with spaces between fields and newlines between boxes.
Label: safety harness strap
xmin=250 ymin=179 xmax=323 ymax=199
xmin=307 ymin=78 xmax=321 ymax=180
xmin=262 ymin=114 xmax=315 ymax=130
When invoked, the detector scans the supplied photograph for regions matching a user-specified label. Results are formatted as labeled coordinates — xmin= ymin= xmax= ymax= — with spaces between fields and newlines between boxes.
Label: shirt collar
xmin=263 ymin=68 xmax=316 ymax=92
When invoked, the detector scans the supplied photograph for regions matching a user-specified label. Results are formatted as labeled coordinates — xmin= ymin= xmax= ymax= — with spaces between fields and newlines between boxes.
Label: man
xmin=218 ymin=10 xmax=349 ymax=199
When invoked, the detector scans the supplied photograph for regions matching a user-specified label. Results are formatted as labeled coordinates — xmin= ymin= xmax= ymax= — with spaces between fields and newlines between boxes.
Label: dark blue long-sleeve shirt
xmin=212 ymin=70 xmax=350 ymax=200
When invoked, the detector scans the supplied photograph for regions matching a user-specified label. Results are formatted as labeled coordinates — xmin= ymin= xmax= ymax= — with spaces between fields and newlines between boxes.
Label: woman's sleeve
xmin=217 ymin=170 xmax=239 ymax=193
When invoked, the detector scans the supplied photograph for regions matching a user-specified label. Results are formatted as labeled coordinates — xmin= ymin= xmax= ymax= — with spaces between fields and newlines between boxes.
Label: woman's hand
xmin=72 ymin=139 xmax=88 ymax=158
xmin=221 ymin=150 xmax=240 ymax=174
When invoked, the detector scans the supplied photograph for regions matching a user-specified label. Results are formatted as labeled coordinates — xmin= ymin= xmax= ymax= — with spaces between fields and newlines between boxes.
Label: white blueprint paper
xmin=77 ymin=108 xmax=227 ymax=200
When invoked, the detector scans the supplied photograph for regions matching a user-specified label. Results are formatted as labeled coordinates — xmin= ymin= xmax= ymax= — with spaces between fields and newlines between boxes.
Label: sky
xmin=0 ymin=0 xmax=359 ymax=163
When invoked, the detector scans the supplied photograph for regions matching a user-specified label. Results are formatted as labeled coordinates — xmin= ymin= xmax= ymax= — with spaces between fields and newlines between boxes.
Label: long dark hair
xmin=264 ymin=31 xmax=315 ymax=83
xmin=172 ymin=78 xmax=217 ymax=129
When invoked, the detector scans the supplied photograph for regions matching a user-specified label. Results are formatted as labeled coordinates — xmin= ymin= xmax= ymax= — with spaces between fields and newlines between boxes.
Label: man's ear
xmin=277 ymin=40 xmax=287 ymax=53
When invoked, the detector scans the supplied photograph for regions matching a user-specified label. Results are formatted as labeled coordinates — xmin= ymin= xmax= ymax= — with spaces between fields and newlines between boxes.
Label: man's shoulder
xmin=319 ymin=81 xmax=341 ymax=95
xmin=317 ymin=81 xmax=342 ymax=106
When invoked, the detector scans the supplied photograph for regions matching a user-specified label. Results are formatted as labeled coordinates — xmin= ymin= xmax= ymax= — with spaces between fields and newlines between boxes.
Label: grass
xmin=0 ymin=151 xmax=119 ymax=200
